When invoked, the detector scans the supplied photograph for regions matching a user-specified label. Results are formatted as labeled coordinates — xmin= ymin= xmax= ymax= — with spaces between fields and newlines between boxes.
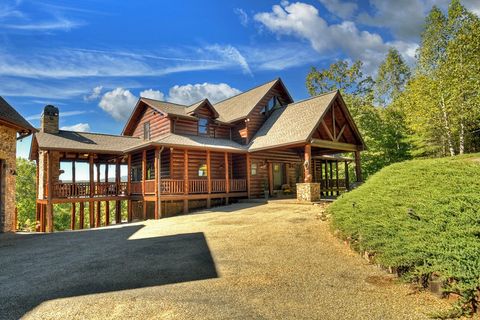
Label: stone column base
xmin=296 ymin=183 xmax=321 ymax=202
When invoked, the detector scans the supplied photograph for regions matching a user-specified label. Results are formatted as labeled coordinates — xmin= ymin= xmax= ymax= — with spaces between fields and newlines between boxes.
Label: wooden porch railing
xmin=53 ymin=182 xmax=129 ymax=198
xmin=160 ymin=179 xmax=184 ymax=194
xmin=130 ymin=181 xmax=142 ymax=194
xmin=211 ymin=179 xmax=226 ymax=193
xmin=145 ymin=179 xmax=155 ymax=194
xmin=189 ymin=179 xmax=208 ymax=194
xmin=230 ymin=179 xmax=247 ymax=192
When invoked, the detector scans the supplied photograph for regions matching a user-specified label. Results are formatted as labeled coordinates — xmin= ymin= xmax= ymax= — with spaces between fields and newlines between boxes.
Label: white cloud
xmin=99 ymin=88 xmax=138 ymax=121
xmin=140 ymin=89 xmax=164 ymax=101
xmin=205 ymin=44 xmax=252 ymax=75
xmin=60 ymin=123 xmax=90 ymax=132
xmin=319 ymin=0 xmax=358 ymax=19
xmin=234 ymin=8 xmax=249 ymax=26
xmin=83 ymin=85 xmax=103 ymax=101
xmin=168 ymin=83 xmax=241 ymax=105
xmin=254 ymin=2 xmax=417 ymax=73
xmin=1 ymin=17 xmax=84 ymax=31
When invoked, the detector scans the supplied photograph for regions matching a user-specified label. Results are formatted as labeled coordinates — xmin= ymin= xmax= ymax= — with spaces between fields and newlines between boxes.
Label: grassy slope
xmin=329 ymin=154 xmax=480 ymax=309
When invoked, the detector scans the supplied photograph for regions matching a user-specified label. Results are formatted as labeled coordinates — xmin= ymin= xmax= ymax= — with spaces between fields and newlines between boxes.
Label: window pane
xmin=251 ymin=163 xmax=257 ymax=176
xmin=198 ymin=118 xmax=208 ymax=134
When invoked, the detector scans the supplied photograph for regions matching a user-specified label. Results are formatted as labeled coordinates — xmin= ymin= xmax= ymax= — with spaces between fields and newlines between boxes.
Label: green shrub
xmin=329 ymin=154 xmax=480 ymax=315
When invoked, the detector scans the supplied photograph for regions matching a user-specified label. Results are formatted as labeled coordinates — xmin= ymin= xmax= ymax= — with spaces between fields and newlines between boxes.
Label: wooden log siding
xmin=131 ymin=106 xmax=170 ymax=139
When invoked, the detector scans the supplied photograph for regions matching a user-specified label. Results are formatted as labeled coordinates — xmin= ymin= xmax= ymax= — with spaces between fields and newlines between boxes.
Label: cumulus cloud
xmin=319 ymin=0 xmax=358 ymax=19
xmin=140 ymin=89 xmax=164 ymax=101
xmin=234 ymin=8 xmax=249 ymax=26
xmin=60 ymin=123 xmax=90 ymax=132
xmin=254 ymin=2 xmax=417 ymax=73
xmin=99 ymin=88 xmax=137 ymax=121
xmin=168 ymin=83 xmax=241 ymax=105
xmin=83 ymin=85 xmax=103 ymax=101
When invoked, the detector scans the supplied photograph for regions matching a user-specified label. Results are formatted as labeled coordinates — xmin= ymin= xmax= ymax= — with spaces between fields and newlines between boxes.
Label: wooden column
xmin=79 ymin=202 xmax=84 ymax=229
xmin=127 ymin=154 xmax=132 ymax=222
xmin=96 ymin=164 xmax=101 ymax=227
xmin=142 ymin=150 xmax=147 ymax=220
xmin=70 ymin=203 xmax=76 ymax=230
xmin=45 ymin=151 xmax=54 ymax=233
xmin=246 ymin=153 xmax=251 ymax=199
xmin=35 ymin=160 xmax=40 ymax=232
xmin=324 ymin=160 xmax=329 ymax=196
xmin=224 ymin=152 xmax=230 ymax=204
xmin=72 ymin=160 xmax=76 ymax=195
xmin=345 ymin=161 xmax=350 ymax=191
xmin=154 ymin=148 xmax=160 ymax=219
xmin=40 ymin=204 xmax=45 ymax=232
xmin=329 ymin=161 xmax=333 ymax=197
xmin=354 ymin=151 xmax=363 ymax=182
xmin=89 ymin=154 xmax=94 ymax=228
xmin=105 ymin=163 xmax=109 ymax=226
xmin=304 ymin=144 xmax=312 ymax=182
xmin=115 ymin=158 xmax=121 ymax=224
xmin=183 ymin=149 xmax=189 ymax=214
xmin=319 ymin=161 xmax=323 ymax=196
xmin=206 ymin=150 xmax=211 ymax=208
xmin=335 ymin=161 xmax=340 ymax=196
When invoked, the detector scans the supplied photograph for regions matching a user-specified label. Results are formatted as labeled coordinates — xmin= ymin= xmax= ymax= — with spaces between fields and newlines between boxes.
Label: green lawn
xmin=329 ymin=154 xmax=480 ymax=315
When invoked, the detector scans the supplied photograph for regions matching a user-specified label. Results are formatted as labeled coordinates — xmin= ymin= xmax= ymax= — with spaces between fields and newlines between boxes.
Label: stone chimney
xmin=41 ymin=105 xmax=59 ymax=134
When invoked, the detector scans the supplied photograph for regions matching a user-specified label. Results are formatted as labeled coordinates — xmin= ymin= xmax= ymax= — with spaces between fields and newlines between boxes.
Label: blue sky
xmin=1 ymin=0 xmax=479 ymax=159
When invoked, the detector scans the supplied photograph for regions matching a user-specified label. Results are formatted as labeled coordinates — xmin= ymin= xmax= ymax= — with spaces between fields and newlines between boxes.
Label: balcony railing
xmin=52 ymin=179 xmax=247 ymax=198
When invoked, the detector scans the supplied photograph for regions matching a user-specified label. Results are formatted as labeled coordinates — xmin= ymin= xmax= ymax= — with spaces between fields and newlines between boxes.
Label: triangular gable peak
xmin=309 ymin=92 xmax=365 ymax=152
xmin=186 ymin=99 xmax=219 ymax=119
xmin=122 ymin=99 xmax=162 ymax=136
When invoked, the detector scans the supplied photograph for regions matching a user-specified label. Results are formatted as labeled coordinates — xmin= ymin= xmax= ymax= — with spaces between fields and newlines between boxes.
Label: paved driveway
xmin=0 ymin=202 xmax=449 ymax=319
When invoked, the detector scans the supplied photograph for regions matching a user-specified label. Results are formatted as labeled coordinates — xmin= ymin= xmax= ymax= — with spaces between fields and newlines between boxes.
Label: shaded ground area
xmin=0 ymin=202 xmax=450 ymax=319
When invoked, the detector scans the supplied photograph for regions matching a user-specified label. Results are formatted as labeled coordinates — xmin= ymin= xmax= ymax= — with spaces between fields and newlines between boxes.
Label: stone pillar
xmin=296 ymin=183 xmax=321 ymax=202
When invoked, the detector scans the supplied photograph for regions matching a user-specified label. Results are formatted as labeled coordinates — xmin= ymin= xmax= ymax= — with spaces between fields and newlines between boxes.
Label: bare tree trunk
xmin=459 ymin=121 xmax=465 ymax=155
xmin=440 ymin=93 xmax=455 ymax=156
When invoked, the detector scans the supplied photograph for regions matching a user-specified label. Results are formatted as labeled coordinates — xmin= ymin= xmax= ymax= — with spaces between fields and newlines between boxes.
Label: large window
xmin=250 ymin=163 xmax=257 ymax=176
xmin=143 ymin=121 xmax=150 ymax=140
xmin=198 ymin=118 xmax=208 ymax=135
xmin=198 ymin=163 xmax=208 ymax=177
xmin=261 ymin=96 xmax=281 ymax=115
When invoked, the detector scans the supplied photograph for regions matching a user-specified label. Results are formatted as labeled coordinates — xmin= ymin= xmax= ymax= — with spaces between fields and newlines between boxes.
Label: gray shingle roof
xmin=248 ymin=91 xmax=338 ymax=151
xmin=0 ymin=97 xmax=35 ymax=132
xmin=213 ymin=79 xmax=279 ymax=123
xmin=34 ymin=130 xmax=141 ymax=154
xmin=124 ymin=133 xmax=246 ymax=152
xmin=140 ymin=98 xmax=196 ymax=120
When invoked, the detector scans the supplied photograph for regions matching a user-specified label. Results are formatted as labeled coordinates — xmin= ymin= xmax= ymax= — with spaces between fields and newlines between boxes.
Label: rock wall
xmin=0 ymin=125 xmax=17 ymax=232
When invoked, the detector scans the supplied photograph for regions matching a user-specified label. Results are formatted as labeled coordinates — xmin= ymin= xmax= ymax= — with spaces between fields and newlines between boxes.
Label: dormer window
xmin=261 ymin=96 xmax=281 ymax=115
xmin=198 ymin=118 xmax=208 ymax=135
xmin=143 ymin=121 xmax=150 ymax=140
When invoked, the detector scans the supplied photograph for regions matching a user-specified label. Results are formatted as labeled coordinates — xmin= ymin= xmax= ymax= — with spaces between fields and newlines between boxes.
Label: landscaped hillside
xmin=329 ymin=154 xmax=480 ymax=315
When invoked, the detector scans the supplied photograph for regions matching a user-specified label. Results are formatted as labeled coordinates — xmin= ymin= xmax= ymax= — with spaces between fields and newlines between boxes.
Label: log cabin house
xmin=30 ymin=78 xmax=365 ymax=232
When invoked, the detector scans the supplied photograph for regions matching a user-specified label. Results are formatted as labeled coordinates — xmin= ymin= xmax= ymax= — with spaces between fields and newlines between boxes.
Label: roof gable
xmin=185 ymin=99 xmax=219 ymax=118
xmin=0 ymin=96 xmax=35 ymax=134
xmin=248 ymin=91 xmax=365 ymax=152
xmin=213 ymin=78 xmax=293 ymax=123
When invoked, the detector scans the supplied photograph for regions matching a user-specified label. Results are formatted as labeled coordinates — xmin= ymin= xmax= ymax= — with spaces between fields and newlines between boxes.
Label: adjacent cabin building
xmin=30 ymin=78 xmax=365 ymax=232
xmin=0 ymin=97 xmax=35 ymax=232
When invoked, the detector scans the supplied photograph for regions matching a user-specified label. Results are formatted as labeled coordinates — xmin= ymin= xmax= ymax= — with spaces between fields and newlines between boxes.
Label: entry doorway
xmin=272 ymin=163 xmax=286 ymax=191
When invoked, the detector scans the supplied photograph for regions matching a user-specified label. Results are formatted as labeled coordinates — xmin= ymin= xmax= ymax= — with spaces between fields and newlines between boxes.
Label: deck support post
xmin=324 ymin=160 xmax=329 ymax=196
xmin=89 ymin=154 xmax=94 ymax=228
xmin=345 ymin=161 xmax=350 ymax=191
xmin=154 ymin=147 xmax=160 ymax=219
xmin=45 ymin=151 xmax=54 ymax=233
xmin=183 ymin=149 xmax=189 ymax=214
xmin=224 ymin=152 xmax=230 ymax=205
xmin=142 ymin=150 xmax=147 ymax=220
xmin=115 ymin=158 xmax=121 ymax=224
xmin=354 ymin=151 xmax=363 ymax=182
xmin=79 ymin=202 xmax=84 ymax=229
xmin=206 ymin=150 xmax=211 ymax=208
xmin=70 ymin=203 xmax=76 ymax=230
xmin=96 ymin=164 xmax=101 ymax=227
xmin=105 ymin=163 xmax=109 ymax=226
xmin=246 ymin=153 xmax=251 ymax=199
xmin=335 ymin=161 xmax=340 ymax=196
xmin=127 ymin=154 xmax=132 ymax=222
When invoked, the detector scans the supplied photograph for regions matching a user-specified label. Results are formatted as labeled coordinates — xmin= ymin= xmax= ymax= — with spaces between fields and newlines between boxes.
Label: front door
xmin=272 ymin=163 xmax=285 ymax=191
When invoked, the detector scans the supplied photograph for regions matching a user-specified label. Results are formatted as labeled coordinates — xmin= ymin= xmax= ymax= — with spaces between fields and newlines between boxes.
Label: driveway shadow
xmin=0 ymin=226 xmax=217 ymax=319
